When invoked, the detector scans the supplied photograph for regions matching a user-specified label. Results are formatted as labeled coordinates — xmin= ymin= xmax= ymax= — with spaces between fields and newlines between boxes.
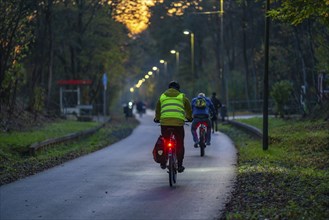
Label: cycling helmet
xmin=168 ymin=81 xmax=180 ymax=91
xmin=198 ymin=92 xmax=205 ymax=97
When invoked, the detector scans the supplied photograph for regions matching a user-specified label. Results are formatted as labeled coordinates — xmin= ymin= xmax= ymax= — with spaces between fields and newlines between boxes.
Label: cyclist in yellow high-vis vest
xmin=154 ymin=81 xmax=193 ymax=173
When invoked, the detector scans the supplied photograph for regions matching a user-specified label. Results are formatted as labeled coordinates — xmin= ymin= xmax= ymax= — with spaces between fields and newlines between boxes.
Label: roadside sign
xmin=103 ymin=73 xmax=108 ymax=90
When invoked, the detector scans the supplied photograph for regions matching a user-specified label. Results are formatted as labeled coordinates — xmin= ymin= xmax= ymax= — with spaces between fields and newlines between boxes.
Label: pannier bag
xmin=152 ymin=135 xmax=167 ymax=164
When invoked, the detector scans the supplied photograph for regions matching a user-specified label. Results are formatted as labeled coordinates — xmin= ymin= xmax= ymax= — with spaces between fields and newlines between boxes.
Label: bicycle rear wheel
xmin=199 ymin=129 xmax=205 ymax=157
xmin=168 ymin=157 xmax=175 ymax=187
xmin=173 ymin=155 xmax=177 ymax=184
xmin=199 ymin=128 xmax=206 ymax=157
xmin=200 ymin=142 xmax=205 ymax=157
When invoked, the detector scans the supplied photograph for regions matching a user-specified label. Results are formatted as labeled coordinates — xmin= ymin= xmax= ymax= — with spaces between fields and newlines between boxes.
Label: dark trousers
xmin=211 ymin=116 xmax=218 ymax=132
xmin=161 ymin=125 xmax=185 ymax=166
xmin=191 ymin=118 xmax=211 ymax=144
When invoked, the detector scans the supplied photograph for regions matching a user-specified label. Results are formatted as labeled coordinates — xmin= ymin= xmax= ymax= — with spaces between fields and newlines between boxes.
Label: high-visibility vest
xmin=160 ymin=93 xmax=185 ymax=120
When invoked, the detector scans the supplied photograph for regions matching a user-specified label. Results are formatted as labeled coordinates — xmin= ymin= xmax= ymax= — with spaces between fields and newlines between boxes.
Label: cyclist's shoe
xmin=194 ymin=142 xmax=199 ymax=148
xmin=177 ymin=165 xmax=185 ymax=173
xmin=206 ymin=142 xmax=211 ymax=146
xmin=160 ymin=163 xmax=166 ymax=169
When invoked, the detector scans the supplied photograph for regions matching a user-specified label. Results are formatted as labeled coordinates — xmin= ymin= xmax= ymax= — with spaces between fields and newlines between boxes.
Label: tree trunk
xmin=242 ymin=1 xmax=250 ymax=110
xmin=293 ymin=27 xmax=308 ymax=114
xmin=46 ymin=0 xmax=54 ymax=110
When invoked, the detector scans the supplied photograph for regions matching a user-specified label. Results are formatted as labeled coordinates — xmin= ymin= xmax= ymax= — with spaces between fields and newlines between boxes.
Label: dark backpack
xmin=152 ymin=135 xmax=167 ymax=164
xmin=195 ymin=97 xmax=207 ymax=109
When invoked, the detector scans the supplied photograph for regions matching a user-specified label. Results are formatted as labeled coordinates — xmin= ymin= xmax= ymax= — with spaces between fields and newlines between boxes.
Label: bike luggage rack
xmin=29 ymin=120 xmax=108 ymax=156
xmin=227 ymin=120 xmax=262 ymax=139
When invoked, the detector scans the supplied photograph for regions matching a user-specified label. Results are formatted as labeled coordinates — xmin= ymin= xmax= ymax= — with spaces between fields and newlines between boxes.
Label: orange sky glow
xmin=109 ymin=0 xmax=203 ymax=36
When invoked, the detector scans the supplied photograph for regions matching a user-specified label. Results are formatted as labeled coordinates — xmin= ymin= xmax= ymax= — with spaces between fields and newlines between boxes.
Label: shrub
xmin=271 ymin=80 xmax=293 ymax=118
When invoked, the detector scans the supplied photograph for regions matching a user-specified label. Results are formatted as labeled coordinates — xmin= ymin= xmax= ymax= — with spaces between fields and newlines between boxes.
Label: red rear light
xmin=165 ymin=137 xmax=175 ymax=149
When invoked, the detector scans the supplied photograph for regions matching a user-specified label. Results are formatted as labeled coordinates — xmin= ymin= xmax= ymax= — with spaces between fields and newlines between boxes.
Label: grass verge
xmin=219 ymin=118 xmax=329 ymax=219
xmin=0 ymin=116 xmax=139 ymax=185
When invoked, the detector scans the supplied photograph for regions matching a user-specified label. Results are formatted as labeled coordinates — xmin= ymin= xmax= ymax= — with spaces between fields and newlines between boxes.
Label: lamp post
xmin=191 ymin=1 xmax=227 ymax=105
xmin=183 ymin=30 xmax=195 ymax=78
xmin=263 ymin=0 xmax=270 ymax=151
xmin=219 ymin=0 xmax=227 ymax=105
xmin=130 ymin=87 xmax=134 ymax=100
xmin=170 ymin=50 xmax=179 ymax=77
xmin=152 ymin=66 xmax=159 ymax=77
xmin=159 ymin=60 xmax=167 ymax=76
xmin=159 ymin=60 xmax=167 ymax=91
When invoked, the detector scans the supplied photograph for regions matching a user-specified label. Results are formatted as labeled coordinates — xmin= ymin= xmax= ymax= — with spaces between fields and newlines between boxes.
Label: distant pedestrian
xmin=210 ymin=92 xmax=222 ymax=132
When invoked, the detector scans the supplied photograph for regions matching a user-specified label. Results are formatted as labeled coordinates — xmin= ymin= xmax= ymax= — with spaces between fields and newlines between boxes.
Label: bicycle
xmin=198 ymin=122 xmax=207 ymax=157
xmin=154 ymin=121 xmax=190 ymax=187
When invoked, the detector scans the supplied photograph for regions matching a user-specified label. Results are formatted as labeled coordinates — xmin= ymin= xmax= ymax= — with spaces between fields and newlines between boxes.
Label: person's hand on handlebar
xmin=186 ymin=118 xmax=193 ymax=122
xmin=153 ymin=118 xmax=160 ymax=123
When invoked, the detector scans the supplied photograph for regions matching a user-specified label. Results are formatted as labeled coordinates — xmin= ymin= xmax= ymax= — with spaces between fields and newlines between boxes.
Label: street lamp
xmin=160 ymin=60 xmax=167 ymax=76
xmin=263 ymin=0 xmax=270 ymax=151
xmin=152 ymin=66 xmax=159 ymax=76
xmin=183 ymin=30 xmax=195 ymax=78
xmin=170 ymin=50 xmax=179 ymax=77
xmin=218 ymin=0 xmax=226 ymax=106
xmin=191 ymin=1 xmax=227 ymax=104
xmin=159 ymin=60 xmax=167 ymax=91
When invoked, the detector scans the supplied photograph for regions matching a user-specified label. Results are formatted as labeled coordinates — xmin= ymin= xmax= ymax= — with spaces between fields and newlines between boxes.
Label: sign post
xmin=103 ymin=73 xmax=108 ymax=116
xmin=263 ymin=0 xmax=270 ymax=150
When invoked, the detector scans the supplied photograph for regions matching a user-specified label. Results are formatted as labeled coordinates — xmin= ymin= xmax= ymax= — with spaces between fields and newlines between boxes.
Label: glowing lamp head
xmin=183 ymin=30 xmax=190 ymax=35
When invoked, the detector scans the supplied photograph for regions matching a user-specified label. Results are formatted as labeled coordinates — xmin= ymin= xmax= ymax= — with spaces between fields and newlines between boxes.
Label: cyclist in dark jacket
xmin=136 ymin=100 xmax=146 ymax=117
xmin=191 ymin=93 xmax=215 ymax=148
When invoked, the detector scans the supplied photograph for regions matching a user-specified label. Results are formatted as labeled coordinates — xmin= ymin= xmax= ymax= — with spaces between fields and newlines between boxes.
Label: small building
xmin=57 ymin=79 xmax=93 ymax=116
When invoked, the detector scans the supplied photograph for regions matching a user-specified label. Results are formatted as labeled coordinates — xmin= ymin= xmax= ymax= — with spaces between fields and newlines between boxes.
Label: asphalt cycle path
xmin=1 ymin=110 xmax=237 ymax=220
